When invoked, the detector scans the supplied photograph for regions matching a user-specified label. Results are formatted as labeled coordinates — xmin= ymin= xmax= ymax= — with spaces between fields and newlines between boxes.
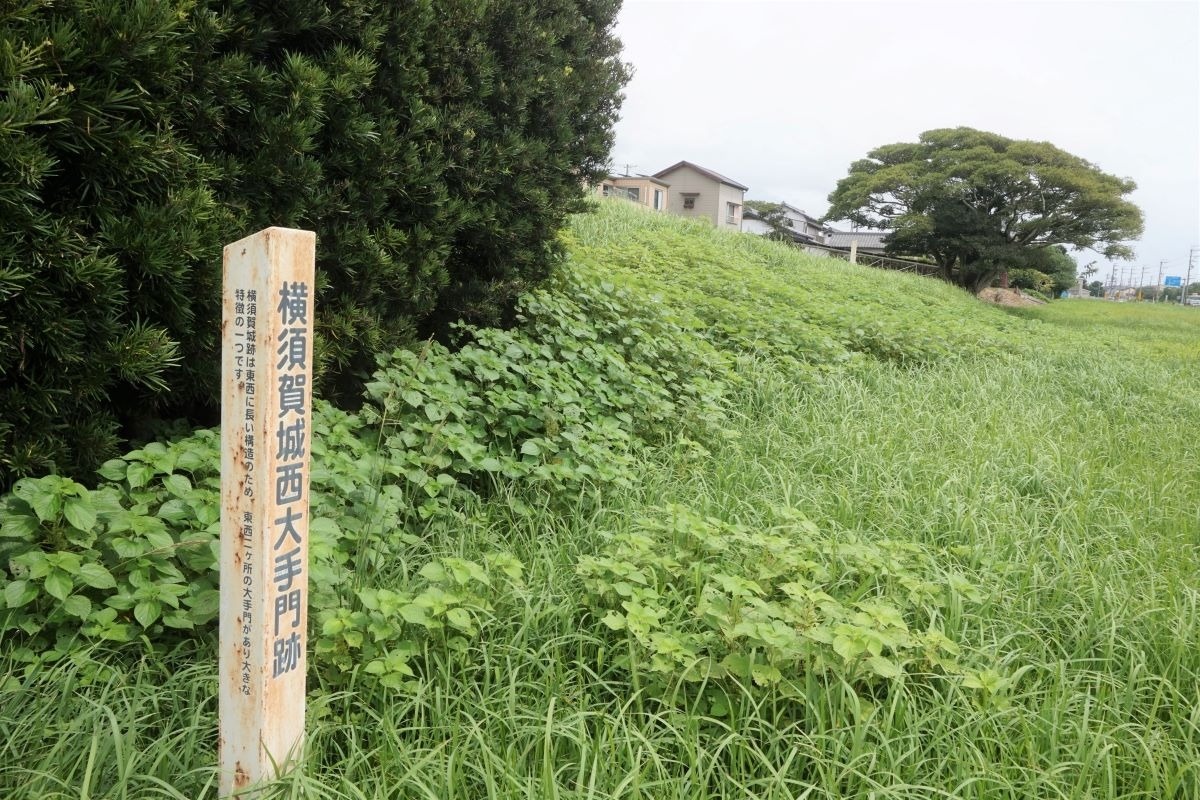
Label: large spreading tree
xmin=824 ymin=128 xmax=1144 ymax=292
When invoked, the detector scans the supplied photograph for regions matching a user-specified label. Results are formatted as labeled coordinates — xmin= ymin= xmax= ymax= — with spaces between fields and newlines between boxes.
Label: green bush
xmin=1008 ymin=268 xmax=1053 ymax=293
xmin=0 ymin=2 xmax=230 ymax=482
xmin=0 ymin=0 xmax=629 ymax=488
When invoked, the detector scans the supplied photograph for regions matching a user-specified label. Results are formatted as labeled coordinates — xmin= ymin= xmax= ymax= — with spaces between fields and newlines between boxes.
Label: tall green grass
xmin=2 ymin=201 xmax=1197 ymax=798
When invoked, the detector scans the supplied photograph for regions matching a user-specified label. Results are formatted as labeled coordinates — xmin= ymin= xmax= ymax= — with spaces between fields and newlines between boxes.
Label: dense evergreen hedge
xmin=0 ymin=0 xmax=628 ymax=487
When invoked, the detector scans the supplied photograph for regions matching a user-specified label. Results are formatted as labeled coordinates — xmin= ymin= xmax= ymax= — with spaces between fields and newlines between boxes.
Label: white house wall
xmin=741 ymin=217 xmax=774 ymax=236
xmin=715 ymin=183 xmax=745 ymax=231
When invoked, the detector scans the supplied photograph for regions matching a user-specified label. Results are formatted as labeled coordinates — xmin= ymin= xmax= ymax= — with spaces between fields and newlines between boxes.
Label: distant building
xmin=595 ymin=175 xmax=670 ymax=212
xmin=652 ymin=160 xmax=748 ymax=231
xmin=741 ymin=202 xmax=830 ymax=244
xmin=825 ymin=229 xmax=890 ymax=255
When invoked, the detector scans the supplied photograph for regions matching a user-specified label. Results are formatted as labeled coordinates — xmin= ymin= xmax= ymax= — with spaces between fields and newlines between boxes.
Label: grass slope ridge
xmin=568 ymin=202 xmax=1035 ymax=370
xmin=1 ymin=200 xmax=1198 ymax=798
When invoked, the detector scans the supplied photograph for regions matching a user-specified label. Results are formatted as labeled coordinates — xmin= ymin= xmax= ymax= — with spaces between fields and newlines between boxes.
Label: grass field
xmin=2 ymin=201 xmax=1198 ymax=798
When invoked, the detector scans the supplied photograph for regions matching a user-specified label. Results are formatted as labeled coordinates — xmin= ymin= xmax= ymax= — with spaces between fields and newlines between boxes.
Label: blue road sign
xmin=1165 ymin=276 xmax=1182 ymax=287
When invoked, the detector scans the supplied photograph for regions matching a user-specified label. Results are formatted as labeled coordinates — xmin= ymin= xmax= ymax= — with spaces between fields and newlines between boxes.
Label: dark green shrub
xmin=1008 ymin=268 xmax=1053 ymax=293
xmin=0 ymin=0 xmax=630 ymax=488
xmin=0 ymin=1 xmax=231 ymax=483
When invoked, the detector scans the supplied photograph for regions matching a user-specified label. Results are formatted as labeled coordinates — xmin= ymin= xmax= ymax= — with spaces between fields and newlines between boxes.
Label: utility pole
xmin=1155 ymin=260 xmax=1166 ymax=302
xmin=1185 ymin=247 xmax=1198 ymax=304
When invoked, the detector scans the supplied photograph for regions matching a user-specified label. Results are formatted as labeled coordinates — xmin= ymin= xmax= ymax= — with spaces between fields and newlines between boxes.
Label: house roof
xmin=608 ymin=174 xmax=670 ymax=187
xmin=653 ymin=160 xmax=748 ymax=191
xmin=826 ymin=230 xmax=889 ymax=250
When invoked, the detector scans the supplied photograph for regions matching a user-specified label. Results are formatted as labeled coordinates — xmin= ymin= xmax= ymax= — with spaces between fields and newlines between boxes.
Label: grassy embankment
xmin=2 ymin=200 xmax=1197 ymax=799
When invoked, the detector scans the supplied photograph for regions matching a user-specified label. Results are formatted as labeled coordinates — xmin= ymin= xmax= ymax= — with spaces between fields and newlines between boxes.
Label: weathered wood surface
xmin=219 ymin=227 xmax=315 ymax=796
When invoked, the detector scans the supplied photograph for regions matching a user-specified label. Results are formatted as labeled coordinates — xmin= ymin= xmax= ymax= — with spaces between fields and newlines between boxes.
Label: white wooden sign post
xmin=219 ymin=227 xmax=316 ymax=796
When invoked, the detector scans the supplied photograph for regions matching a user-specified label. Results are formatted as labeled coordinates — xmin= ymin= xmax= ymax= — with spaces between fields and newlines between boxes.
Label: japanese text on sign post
xmin=219 ymin=228 xmax=315 ymax=797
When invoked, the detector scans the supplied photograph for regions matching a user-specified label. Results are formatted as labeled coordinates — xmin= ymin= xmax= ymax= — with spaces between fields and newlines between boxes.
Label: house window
xmin=653 ymin=189 xmax=664 ymax=210
xmin=682 ymin=194 xmax=697 ymax=210
xmin=623 ymin=186 xmax=640 ymax=202
xmin=726 ymin=202 xmax=741 ymax=225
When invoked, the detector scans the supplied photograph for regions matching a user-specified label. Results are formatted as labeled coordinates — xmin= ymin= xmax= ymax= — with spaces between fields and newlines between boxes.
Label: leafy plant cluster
xmin=364 ymin=261 xmax=730 ymax=503
xmin=0 ymin=257 xmax=730 ymax=689
xmin=0 ymin=0 xmax=629 ymax=487
xmin=578 ymin=504 xmax=981 ymax=698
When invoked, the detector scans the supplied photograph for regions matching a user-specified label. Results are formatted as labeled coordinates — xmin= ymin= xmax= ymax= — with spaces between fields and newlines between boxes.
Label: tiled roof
xmin=826 ymin=230 xmax=889 ymax=249
xmin=653 ymin=160 xmax=749 ymax=191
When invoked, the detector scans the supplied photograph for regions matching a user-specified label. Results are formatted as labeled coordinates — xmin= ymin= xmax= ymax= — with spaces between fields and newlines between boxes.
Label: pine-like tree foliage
xmin=0 ymin=0 xmax=630 ymax=487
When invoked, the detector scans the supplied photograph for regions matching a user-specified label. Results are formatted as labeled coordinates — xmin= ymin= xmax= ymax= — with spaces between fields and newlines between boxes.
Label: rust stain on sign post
xmin=219 ymin=227 xmax=315 ymax=796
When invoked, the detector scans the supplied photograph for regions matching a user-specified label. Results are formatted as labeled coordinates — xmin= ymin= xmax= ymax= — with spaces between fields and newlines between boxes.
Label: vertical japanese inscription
xmin=232 ymin=288 xmax=258 ymax=699
xmin=220 ymin=228 xmax=315 ymax=797
xmin=271 ymin=280 xmax=308 ymax=678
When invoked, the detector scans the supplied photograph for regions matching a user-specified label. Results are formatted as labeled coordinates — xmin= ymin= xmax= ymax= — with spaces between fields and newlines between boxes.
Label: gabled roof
xmin=777 ymin=203 xmax=826 ymax=226
xmin=653 ymin=160 xmax=748 ymax=191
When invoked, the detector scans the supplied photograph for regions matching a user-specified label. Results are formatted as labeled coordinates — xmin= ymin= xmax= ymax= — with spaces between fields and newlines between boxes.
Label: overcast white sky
xmin=610 ymin=0 xmax=1200 ymax=285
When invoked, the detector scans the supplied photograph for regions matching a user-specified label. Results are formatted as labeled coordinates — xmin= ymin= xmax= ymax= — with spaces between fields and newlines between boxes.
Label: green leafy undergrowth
xmin=578 ymin=504 xmax=983 ymax=698
xmin=315 ymin=551 xmax=525 ymax=690
xmin=364 ymin=261 xmax=730 ymax=505
xmin=0 ymin=257 xmax=730 ymax=690
xmin=2 ymin=202 xmax=1034 ymax=696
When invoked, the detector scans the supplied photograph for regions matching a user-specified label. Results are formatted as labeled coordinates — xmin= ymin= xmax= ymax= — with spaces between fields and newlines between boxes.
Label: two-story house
xmin=652 ymin=161 xmax=748 ymax=231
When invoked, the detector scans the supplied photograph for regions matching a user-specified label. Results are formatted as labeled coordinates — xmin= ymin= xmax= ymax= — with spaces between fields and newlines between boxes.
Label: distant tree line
xmin=0 ymin=0 xmax=630 ymax=487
